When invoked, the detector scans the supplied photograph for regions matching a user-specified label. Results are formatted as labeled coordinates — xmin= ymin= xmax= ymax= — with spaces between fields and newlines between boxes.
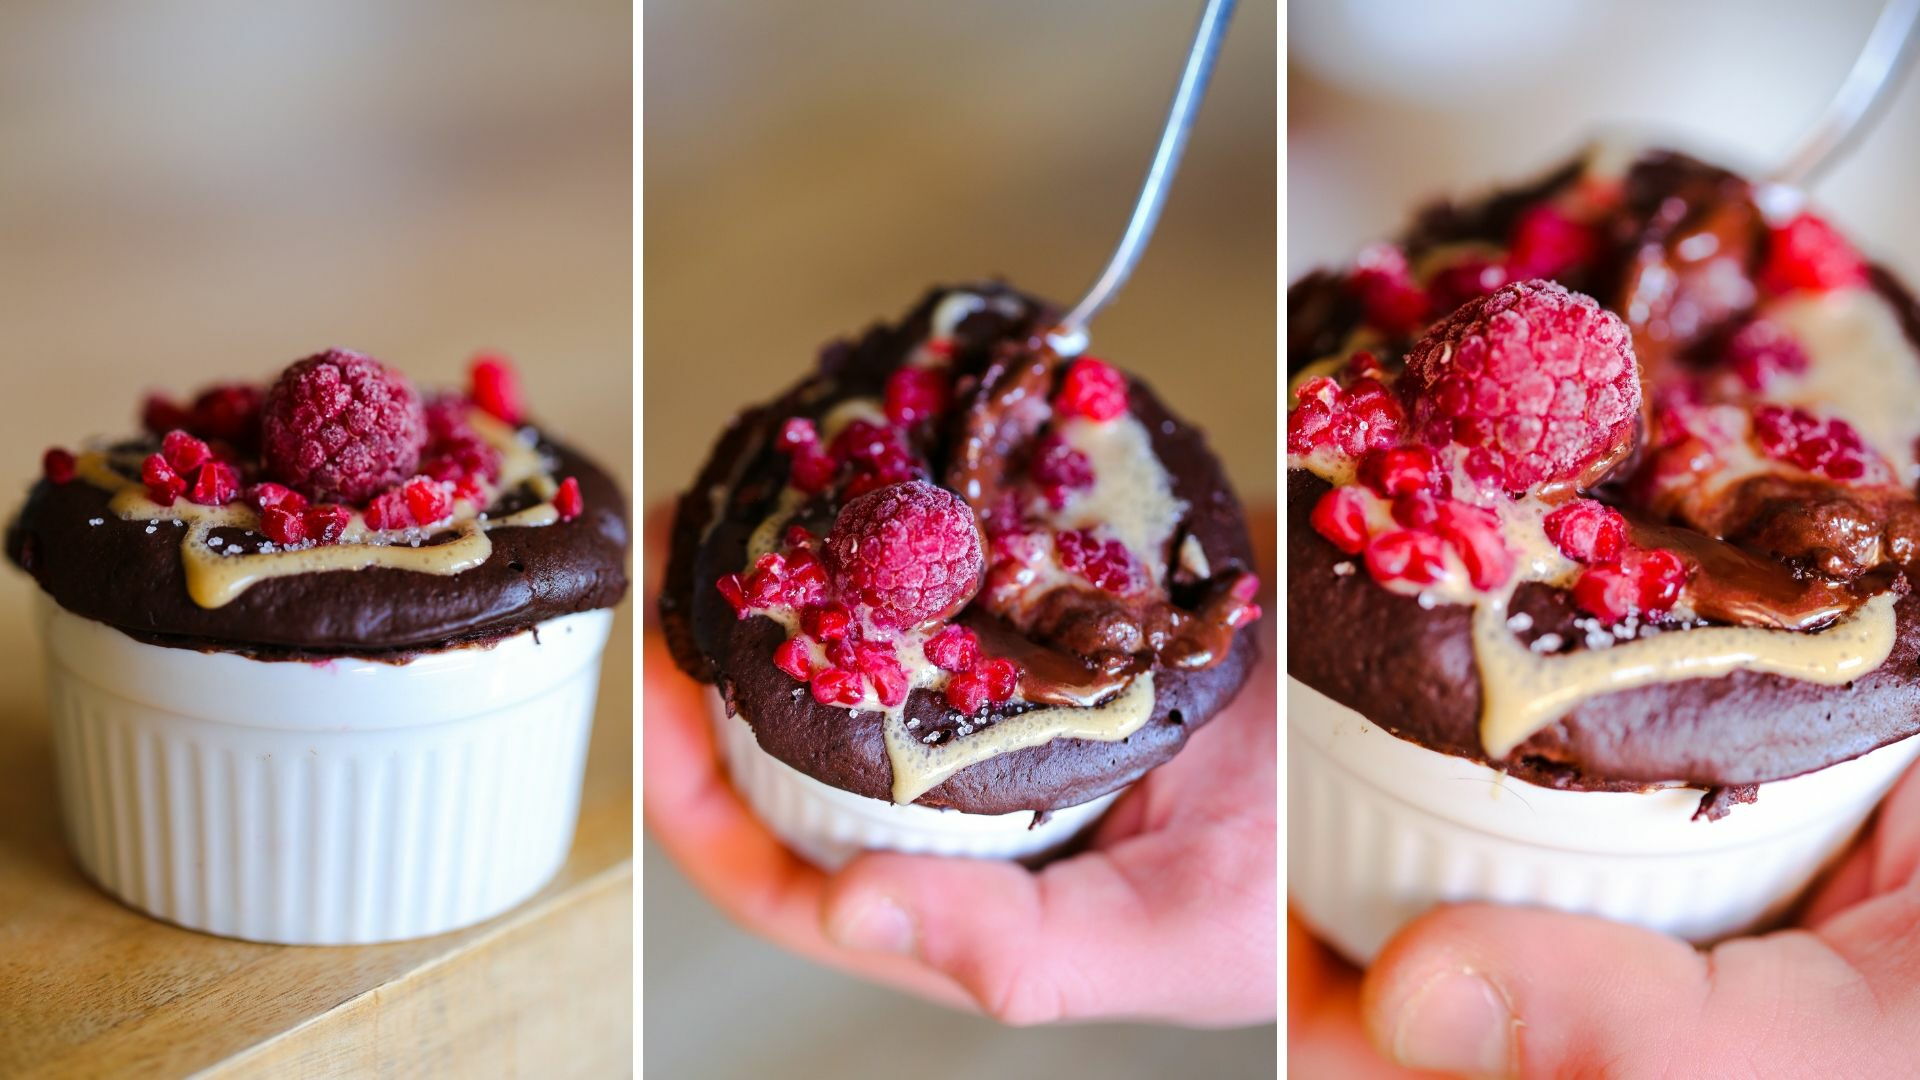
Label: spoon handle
xmin=1774 ymin=0 xmax=1920 ymax=187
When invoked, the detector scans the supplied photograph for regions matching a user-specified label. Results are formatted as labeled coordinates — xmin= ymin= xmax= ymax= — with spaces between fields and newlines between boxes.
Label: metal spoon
xmin=1773 ymin=0 xmax=1920 ymax=187
xmin=1047 ymin=0 xmax=1236 ymax=356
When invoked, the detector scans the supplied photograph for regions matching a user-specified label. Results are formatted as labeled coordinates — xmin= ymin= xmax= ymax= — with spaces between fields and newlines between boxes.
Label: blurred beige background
xmin=1290 ymin=0 xmax=1920 ymax=280
xmin=0 ymin=1 xmax=631 ymax=1070
xmin=643 ymin=0 xmax=1276 ymax=1076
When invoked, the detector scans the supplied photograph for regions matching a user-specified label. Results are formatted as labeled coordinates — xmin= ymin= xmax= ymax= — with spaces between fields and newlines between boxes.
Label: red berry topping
xmin=824 ymin=480 xmax=985 ymax=629
xmin=854 ymin=641 xmax=909 ymax=707
xmin=884 ymin=367 xmax=950 ymax=426
xmin=187 ymin=460 xmax=240 ymax=506
xmin=810 ymin=668 xmax=864 ymax=706
xmin=1054 ymin=528 xmax=1140 ymax=593
xmin=42 ymin=448 xmax=75 ymax=485
xmin=1761 ymin=212 xmax=1867 ymax=294
xmin=1426 ymin=257 xmax=1508 ymax=314
xmin=187 ymin=384 xmax=265 ymax=444
xmin=259 ymin=506 xmax=308 ymax=546
xmin=784 ymin=524 xmax=817 ymax=551
xmin=1347 ymin=244 xmax=1430 ymax=336
xmin=161 ymin=430 xmax=212 ymax=473
xmin=716 ymin=573 xmax=749 ymax=617
xmin=261 ymin=349 xmax=427 ymax=503
xmin=982 ymin=657 xmax=1020 ymax=703
xmin=1572 ymin=547 xmax=1690 ymax=624
xmin=1054 ymin=358 xmax=1129 ymax=422
xmin=1544 ymin=498 xmax=1627 ymax=564
xmin=554 ymin=476 xmax=583 ymax=521
xmin=306 ymin=504 xmax=351 ymax=544
xmin=776 ymin=417 xmax=817 ymax=453
xmin=142 ymin=454 xmax=186 ymax=505
xmin=1571 ymin=563 xmax=1636 ymax=623
xmin=924 ymin=624 xmax=981 ymax=672
xmin=830 ymin=420 xmax=925 ymax=499
xmin=1288 ymin=371 xmax=1406 ymax=460
xmin=773 ymin=637 xmax=813 ymax=682
xmin=142 ymin=394 xmax=192 ymax=436
xmin=245 ymin=481 xmax=308 ymax=513
xmin=1722 ymin=319 xmax=1810 ymax=392
xmin=1405 ymin=279 xmax=1639 ymax=494
xmin=469 ymin=353 xmax=526 ymax=425
xmin=1363 ymin=530 xmax=1448 ymax=587
xmin=1506 ymin=204 xmax=1599 ymax=281
xmin=1356 ymin=446 xmax=1435 ymax=497
xmin=1308 ymin=487 xmax=1371 ymax=555
xmin=1750 ymin=404 xmax=1885 ymax=483
xmin=1432 ymin=501 xmax=1514 ymax=590
xmin=1030 ymin=432 xmax=1095 ymax=509
xmin=802 ymin=602 xmax=853 ymax=641
xmin=944 ymin=669 xmax=990 ymax=715
xmin=403 ymin=476 xmax=452 ymax=525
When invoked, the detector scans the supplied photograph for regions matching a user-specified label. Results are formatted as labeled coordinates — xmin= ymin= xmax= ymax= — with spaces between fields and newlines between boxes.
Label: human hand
xmin=643 ymin=509 xmax=1276 ymax=1026
xmin=1290 ymin=759 xmax=1920 ymax=1076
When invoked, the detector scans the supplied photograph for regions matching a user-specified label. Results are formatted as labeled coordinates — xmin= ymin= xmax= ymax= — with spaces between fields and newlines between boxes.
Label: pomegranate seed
xmin=554 ymin=476 xmax=583 ymax=521
xmin=715 ymin=573 xmax=750 ymax=617
xmin=884 ymin=366 xmax=950 ymax=426
xmin=1309 ymin=487 xmax=1372 ymax=555
xmin=810 ymin=668 xmax=864 ymax=707
xmin=1357 ymin=446 xmax=1434 ymax=497
xmin=773 ymin=637 xmax=813 ymax=682
xmin=305 ymin=504 xmax=351 ymax=544
xmin=982 ymin=657 xmax=1020 ymax=703
xmin=1543 ymin=499 xmax=1627 ymax=564
xmin=259 ymin=506 xmax=308 ymax=546
xmin=161 ymin=430 xmax=212 ymax=473
xmin=1054 ymin=358 xmax=1129 ymax=422
xmin=187 ymin=461 xmax=240 ymax=506
xmin=924 ymin=624 xmax=981 ymax=672
xmin=802 ymin=602 xmax=853 ymax=641
xmin=42 ymin=448 xmax=76 ymax=485
xmin=469 ymin=353 xmax=525 ymax=425
xmin=1363 ymin=530 xmax=1447 ymax=587
xmin=944 ymin=669 xmax=990 ymax=714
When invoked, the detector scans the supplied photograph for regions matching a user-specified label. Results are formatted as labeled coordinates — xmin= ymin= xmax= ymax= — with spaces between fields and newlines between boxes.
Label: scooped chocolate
xmin=662 ymin=283 xmax=1259 ymax=815
xmin=9 ymin=433 xmax=629 ymax=657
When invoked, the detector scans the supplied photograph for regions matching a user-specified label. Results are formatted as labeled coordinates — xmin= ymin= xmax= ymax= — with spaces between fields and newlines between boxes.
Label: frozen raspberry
xmin=824 ymin=480 xmax=985 ymax=629
xmin=469 ymin=353 xmax=526 ymax=425
xmin=1506 ymin=204 xmax=1599 ymax=280
xmin=1751 ymin=404 xmax=1886 ymax=483
xmin=773 ymin=637 xmax=813 ymax=682
xmin=305 ymin=504 xmax=351 ymax=544
xmin=810 ymin=668 xmax=864 ymax=707
xmin=1544 ymin=499 xmax=1626 ymax=564
xmin=802 ymin=602 xmax=853 ymax=641
xmin=1309 ymin=487 xmax=1371 ymax=555
xmin=1356 ymin=446 xmax=1435 ymax=498
xmin=1030 ymin=432 xmax=1095 ymax=509
xmin=1761 ymin=212 xmax=1867 ymax=294
xmin=945 ymin=669 xmax=990 ymax=715
xmin=1363 ymin=530 xmax=1447 ymax=588
xmin=982 ymin=657 xmax=1020 ymax=703
xmin=162 ymin=430 xmax=213 ymax=473
xmin=1347 ymin=244 xmax=1430 ymax=336
xmin=1405 ymin=279 xmax=1640 ymax=494
xmin=1054 ymin=528 xmax=1139 ymax=593
xmin=188 ymin=461 xmax=240 ymax=506
xmin=1288 ymin=371 xmax=1405 ymax=460
xmin=259 ymin=506 xmax=308 ymax=546
xmin=1054 ymin=358 xmax=1129 ymax=422
xmin=924 ymin=624 xmax=981 ymax=672
xmin=261 ymin=349 xmax=427 ymax=503
xmin=42 ymin=448 xmax=75 ymax=485
xmin=884 ymin=367 xmax=950 ymax=426
xmin=554 ymin=476 xmax=583 ymax=521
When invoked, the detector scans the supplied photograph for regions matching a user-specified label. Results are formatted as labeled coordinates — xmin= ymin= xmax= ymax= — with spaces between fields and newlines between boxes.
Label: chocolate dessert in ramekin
xmin=1288 ymin=149 xmax=1920 ymax=963
xmin=9 ymin=350 xmax=629 ymax=944
xmin=662 ymin=284 xmax=1261 ymax=867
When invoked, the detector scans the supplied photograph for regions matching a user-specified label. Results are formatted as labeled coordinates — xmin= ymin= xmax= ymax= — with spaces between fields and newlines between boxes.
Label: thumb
xmin=1360 ymin=903 xmax=1900 ymax=1078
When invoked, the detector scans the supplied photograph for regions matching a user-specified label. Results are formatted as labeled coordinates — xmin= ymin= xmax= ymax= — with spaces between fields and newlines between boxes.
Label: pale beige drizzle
xmin=1054 ymin=414 xmax=1185 ymax=587
xmin=78 ymin=409 xmax=563 ymax=608
xmin=883 ymin=672 xmax=1155 ymax=804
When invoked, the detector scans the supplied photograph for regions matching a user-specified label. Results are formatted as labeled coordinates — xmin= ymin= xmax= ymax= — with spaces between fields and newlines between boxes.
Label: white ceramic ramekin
xmin=709 ymin=692 xmax=1122 ymax=869
xmin=1289 ymin=678 xmax=1920 ymax=965
xmin=37 ymin=595 xmax=615 ymax=945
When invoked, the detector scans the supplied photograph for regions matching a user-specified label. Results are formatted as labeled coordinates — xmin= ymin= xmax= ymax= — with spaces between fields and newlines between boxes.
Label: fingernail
xmin=1388 ymin=966 xmax=1517 ymax=1077
xmin=829 ymin=894 xmax=914 ymax=955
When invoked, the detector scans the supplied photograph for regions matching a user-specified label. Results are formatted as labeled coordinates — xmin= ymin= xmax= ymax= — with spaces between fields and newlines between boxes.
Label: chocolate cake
xmin=1287 ymin=148 xmax=1920 ymax=796
xmin=662 ymin=284 xmax=1261 ymax=817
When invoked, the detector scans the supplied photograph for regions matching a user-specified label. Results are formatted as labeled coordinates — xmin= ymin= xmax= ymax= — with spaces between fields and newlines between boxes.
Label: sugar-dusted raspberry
xmin=945 ymin=669 xmax=990 ymax=714
xmin=773 ymin=637 xmax=813 ymax=682
xmin=884 ymin=366 xmax=950 ymax=426
xmin=1506 ymin=204 xmax=1599 ymax=281
xmin=261 ymin=349 xmax=427 ymax=503
xmin=188 ymin=461 xmax=240 ymax=506
xmin=1309 ymin=487 xmax=1371 ymax=555
xmin=469 ymin=352 xmax=526 ymax=425
xmin=162 ymin=430 xmax=213 ymax=473
xmin=1054 ymin=358 xmax=1129 ymax=422
xmin=982 ymin=657 xmax=1020 ymax=703
xmin=1751 ymin=404 xmax=1886 ymax=484
xmin=1030 ymin=432 xmax=1095 ymax=509
xmin=1356 ymin=446 xmax=1435 ymax=498
xmin=142 ymin=454 xmax=186 ymax=504
xmin=1723 ymin=319 xmax=1809 ymax=391
xmin=1572 ymin=547 xmax=1690 ymax=623
xmin=259 ymin=506 xmax=308 ymax=546
xmin=42 ymin=448 xmax=75 ymax=485
xmin=1761 ymin=212 xmax=1867 ymax=294
xmin=1347 ymin=243 xmax=1429 ymax=336
xmin=1288 ymin=369 xmax=1406 ymax=460
xmin=306 ymin=504 xmax=351 ymax=545
xmin=824 ymin=480 xmax=985 ymax=629
xmin=554 ymin=476 xmax=583 ymax=521
xmin=924 ymin=624 xmax=981 ymax=672
xmin=1054 ymin=528 xmax=1139 ymax=593
xmin=1405 ymin=279 xmax=1640 ymax=494
xmin=810 ymin=668 xmax=864 ymax=706
xmin=1363 ymin=530 xmax=1447 ymax=587
xmin=1544 ymin=498 xmax=1626 ymax=564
